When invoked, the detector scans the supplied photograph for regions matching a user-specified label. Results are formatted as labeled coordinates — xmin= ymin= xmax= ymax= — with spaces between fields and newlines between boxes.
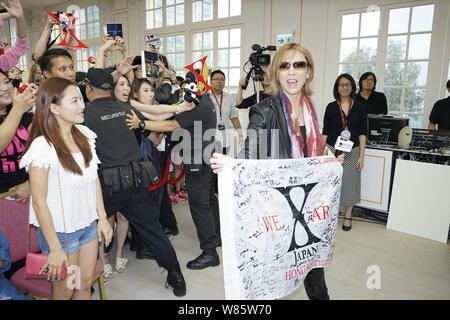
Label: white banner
xmin=218 ymin=156 xmax=343 ymax=300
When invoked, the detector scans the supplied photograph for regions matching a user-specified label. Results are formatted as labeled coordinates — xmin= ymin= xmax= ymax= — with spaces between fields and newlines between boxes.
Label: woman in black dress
xmin=322 ymin=74 xmax=367 ymax=231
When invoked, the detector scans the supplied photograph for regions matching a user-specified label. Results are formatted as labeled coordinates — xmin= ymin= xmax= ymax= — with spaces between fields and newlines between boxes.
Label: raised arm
xmin=34 ymin=16 xmax=59 ymax=60
xmin=2 ymin=0 xmax=26 ymax=38
xmin=0 ymin=0 xmax=29 ymax=71
xmin=95 ymin=37 xmax=115 ymax=68
xmin=29 ymin=165 xmax=68 ymax=281
xmin=113 ymin=37 xmax=134 ymax=83
xmin=235 ymin=78 xmax=246 ymax=106
xmin=130 ymin=100 xmax=195 ymax=115
xmin=0 ymin=85 xmax=37 ymax=153
xmin=95 ymin=178 xmax=112 ymax=246
xmin=140 ymin=110 xmax=178 ymax=121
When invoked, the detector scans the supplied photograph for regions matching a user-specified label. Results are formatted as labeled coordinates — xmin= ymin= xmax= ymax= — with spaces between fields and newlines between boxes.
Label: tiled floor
xmin=93 ymin=200 xmax=450 ymax=300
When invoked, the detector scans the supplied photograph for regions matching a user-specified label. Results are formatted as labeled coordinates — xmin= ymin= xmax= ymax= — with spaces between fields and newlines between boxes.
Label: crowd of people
xmin=1 ymin=0 xmax=449 ymax=301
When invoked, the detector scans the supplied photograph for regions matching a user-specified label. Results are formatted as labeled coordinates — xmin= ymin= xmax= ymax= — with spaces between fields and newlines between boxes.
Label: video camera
xmin=242 ymin=44 xmax=276 ymax=90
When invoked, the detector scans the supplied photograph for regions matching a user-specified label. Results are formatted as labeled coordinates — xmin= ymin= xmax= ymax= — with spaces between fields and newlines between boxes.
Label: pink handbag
xmin=25 ymin=252 xmax=67 ymax=280
xmin=25 ymin=165 xmax=68 ymax=281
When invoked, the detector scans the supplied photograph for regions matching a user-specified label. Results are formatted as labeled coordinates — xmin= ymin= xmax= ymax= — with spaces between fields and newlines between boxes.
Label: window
xmin=146 ymin=0 xmax=184 ymax=29
xmin=339 ymin=11 xmax=380 ymax=81
xmin=162 ymin=35 xmax=185 ymax=77
xmin=146 ymin=0 xmax=163 ymax=29
xmin=217 ymin=28 xmax=241 ymax=92
xmin=384 ymin=4 xmax=434 ymax=128
xmin=166 ymin=0 xmax=184 ymax=26
xmin=218 ymin=0 xmax=241 ymax=18
xmin=144 ymin=0 xmax=243 ymax=92
xmin=192 ymin=27 xmax=241 ymax=93
xmin=192 ymin=31 xmax=214 ymax=66
xmin=8 ymin=19 xmax=27 ymax=71
xmin=75 ymin=5 xmax=100 ymax=40
xmin=76 ymin=46 xmax=99 ymax=72
xmin=192 ymin=0 xmax=213 ymax=22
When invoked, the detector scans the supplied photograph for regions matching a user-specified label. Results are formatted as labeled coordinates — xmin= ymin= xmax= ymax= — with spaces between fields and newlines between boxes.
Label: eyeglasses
xmin=279 ymin=61 xmax=309 ymax=71
xmin=338 ymin=83 xmax=352 ymax=88
xmin=212 ymin=78 xmax=225 ymax=82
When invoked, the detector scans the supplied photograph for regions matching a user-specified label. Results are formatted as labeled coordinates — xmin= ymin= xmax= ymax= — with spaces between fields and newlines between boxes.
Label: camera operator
xmin=235 ymin=44 xmax=275 ymax=109
xmin=235 ymin=68 xmax=270 ymax=109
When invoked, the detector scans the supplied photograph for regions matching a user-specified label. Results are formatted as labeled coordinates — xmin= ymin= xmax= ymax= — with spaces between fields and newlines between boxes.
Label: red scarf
xmin=280 ymin=92 xmax=324 ymax=158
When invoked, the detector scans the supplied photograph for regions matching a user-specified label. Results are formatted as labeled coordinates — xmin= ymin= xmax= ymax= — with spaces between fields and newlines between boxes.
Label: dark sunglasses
xmin=279 ymin=61 xmax=309 ymax=71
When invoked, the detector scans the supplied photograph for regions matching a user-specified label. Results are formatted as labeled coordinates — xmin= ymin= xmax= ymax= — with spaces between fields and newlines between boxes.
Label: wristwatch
xmin=139 ymin=120 xmax=146 ymax=132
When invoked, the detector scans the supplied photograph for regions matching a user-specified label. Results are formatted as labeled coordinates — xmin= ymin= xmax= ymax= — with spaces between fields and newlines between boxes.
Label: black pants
xmin=159 ymin=150 xmax=178 ymax=230
xmin=103 ymin=187 xmax=180 ymax=270
xmin=303 ymin=268 xmax=330 ymax=300
xmin=184 ymin=164 xmax=220 ymax=252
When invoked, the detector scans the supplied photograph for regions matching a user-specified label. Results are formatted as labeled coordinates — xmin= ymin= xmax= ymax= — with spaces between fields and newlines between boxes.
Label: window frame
xmin=146 ymin=0 xmax=186 ymax=30
xmin=159 ymin=33 xmax=187 ymax=77
xmin=75 ymin=46 xmax=100 ymax=72
xmin=144 ymin=1 xmax=243 ymax=94
xmin=337 ymin=1 xmax=437 ymax=128
xmin=338 ymin=10 xmax=380 ymax=86
xmin=75 ymin=5 xmax=101 ymax=41
xmin=382 ymin=3 xmax=435 ymax=128
xmin=191 ymin=25 xmax=242 ymax=93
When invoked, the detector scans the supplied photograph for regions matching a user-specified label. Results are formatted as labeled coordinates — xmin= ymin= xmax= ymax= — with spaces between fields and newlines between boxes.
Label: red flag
xmin=184 ymin=56 xmax=212 ymax=95
xmin=44 ymin=12 xmax=88 ymax=49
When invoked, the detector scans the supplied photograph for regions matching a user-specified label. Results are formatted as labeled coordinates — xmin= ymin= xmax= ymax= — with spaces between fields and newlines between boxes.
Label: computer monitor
xmin=368 ymin=115 xmax=409 ymax=144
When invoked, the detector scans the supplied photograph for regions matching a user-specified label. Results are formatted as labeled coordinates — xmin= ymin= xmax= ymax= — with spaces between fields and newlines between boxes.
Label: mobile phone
xmin=105 ymin=23 xmax=123 ymax=38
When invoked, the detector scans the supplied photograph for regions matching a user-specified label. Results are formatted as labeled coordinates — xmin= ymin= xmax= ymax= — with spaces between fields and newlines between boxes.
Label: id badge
xmin=218 ymin=122 xmax=225 ymax=131
xmin=341 ymin=128 xmax=351 ymax=140
xmin=335 ymin=136 xmax=354 ymax=153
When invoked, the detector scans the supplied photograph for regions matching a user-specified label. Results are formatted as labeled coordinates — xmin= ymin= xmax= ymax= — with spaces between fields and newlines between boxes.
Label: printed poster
xmin=218 ymin=156 xmax=342 ymax=300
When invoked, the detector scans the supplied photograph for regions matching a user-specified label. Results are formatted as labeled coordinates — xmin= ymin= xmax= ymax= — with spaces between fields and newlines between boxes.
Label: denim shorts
xmin=37 ymin=220 xmax=98 ymax=255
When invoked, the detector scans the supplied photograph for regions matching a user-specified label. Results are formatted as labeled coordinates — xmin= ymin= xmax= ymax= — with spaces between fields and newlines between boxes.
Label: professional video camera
xmin=242 ymin=44 xmax=276 ymax=102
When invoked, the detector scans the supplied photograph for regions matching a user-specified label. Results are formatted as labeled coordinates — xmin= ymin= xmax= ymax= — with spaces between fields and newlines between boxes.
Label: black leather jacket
xmin=238 ymin=95 xmax=292 ymax=159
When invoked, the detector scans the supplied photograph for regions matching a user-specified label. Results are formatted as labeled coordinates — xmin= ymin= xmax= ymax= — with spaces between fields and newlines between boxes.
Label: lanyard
xmin=337 ymin=100 xmax=353 ymax=130
xmin=212 ymin=93 xmax=224 ymax=119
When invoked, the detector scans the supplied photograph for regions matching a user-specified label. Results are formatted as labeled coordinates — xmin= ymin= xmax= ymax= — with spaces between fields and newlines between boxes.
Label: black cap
xmin=84 ymin=68 xmax=113 ymax=90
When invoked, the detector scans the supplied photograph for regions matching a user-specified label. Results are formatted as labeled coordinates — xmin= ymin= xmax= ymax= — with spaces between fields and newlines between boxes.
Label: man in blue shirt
xmin=0 ymin=232 xmax=31 ymax=300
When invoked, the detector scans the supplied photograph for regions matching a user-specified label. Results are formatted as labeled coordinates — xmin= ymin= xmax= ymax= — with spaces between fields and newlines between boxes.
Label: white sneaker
xmin=115 ymin=257 xmax=128 ymax=273
xmin=103 ymin=263 xmax=115 ymax=279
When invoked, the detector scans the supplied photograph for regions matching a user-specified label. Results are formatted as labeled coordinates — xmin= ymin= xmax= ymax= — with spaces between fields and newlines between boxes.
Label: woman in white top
xmin=20 ymin=77 xmax=112 ymax=300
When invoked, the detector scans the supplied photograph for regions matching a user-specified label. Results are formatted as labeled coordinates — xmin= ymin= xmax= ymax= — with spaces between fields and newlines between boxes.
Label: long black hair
xmin=333 ymin=73 xmax=356 ymax=101
xmin=358 ymin=72 xmax=377 ymax=93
